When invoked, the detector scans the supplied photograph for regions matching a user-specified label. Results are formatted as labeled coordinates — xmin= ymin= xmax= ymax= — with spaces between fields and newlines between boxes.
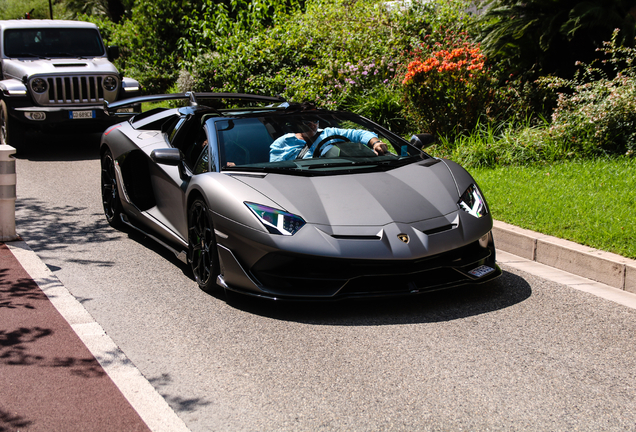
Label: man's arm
xmin=270 ymin=134 xmax=306 ymax=162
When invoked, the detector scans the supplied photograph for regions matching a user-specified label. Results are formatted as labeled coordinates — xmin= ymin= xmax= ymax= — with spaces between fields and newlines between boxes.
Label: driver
xmin=269 ymin=111 xmax=389 ymax=162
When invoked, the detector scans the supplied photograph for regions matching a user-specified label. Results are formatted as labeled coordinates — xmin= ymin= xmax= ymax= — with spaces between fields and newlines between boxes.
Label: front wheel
xmin=101 ymin=149 xmax=123 ymax=229
xmin=0 ymin=100 xmax=26 ymax=151
xmin=188 ymin=198 xmax=220 ymax=293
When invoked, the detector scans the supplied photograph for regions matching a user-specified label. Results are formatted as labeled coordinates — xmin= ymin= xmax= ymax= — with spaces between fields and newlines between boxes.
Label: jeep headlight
xmin=31 ymin=78 xmax=48 ymax=93
xmin=458 ymin=184 xmax=488 ymax=218
xmin=103 ymin=76 xmax=118 ymax=91
xmin=245 ymin=202 xmax=306 ymax=235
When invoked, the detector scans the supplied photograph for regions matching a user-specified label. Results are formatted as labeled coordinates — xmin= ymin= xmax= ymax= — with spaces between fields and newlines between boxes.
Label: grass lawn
xmin=471 ymin=158 xmax=636 ymax=259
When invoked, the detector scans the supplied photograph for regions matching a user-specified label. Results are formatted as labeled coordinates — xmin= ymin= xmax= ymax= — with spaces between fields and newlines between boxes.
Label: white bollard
xmin=0 ymin=144 xmax=18 ymax=242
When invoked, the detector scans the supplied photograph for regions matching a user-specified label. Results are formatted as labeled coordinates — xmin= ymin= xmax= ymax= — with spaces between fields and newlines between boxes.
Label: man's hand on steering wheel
xmin=370 ymin=139 xmax=388 ymax=155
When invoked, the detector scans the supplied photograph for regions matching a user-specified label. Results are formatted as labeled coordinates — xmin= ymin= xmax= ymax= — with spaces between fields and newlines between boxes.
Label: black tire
xmin=188 ymin=198 xmax=220 ymax=293
xmin=101 ymin=149 xmax=124 ymax=229
xmin=0 ymin=100 xmax=26 ymax=151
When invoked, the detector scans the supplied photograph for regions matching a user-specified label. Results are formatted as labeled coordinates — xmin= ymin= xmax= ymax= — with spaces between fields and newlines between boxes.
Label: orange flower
xmin=402 ymin=44 xmax=486 ymax=84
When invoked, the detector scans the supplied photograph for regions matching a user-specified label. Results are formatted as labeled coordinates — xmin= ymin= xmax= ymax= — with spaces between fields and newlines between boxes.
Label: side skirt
xmin=120 ymin=214 xmax=189 ymax=264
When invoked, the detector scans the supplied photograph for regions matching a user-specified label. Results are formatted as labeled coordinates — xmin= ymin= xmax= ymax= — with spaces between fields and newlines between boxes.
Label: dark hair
xmin=300 ymin=101 xmax=317 ymax=111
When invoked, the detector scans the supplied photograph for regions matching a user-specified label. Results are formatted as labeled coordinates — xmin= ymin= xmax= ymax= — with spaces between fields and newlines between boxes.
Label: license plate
xmin=468 ymin=265 xmax=495 ymax=278
xmin=70 ymin=110 xmax=95 ymax=119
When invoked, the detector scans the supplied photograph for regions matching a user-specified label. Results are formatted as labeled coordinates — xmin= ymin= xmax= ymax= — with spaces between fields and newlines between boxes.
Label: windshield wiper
xmin=305 ymin=161 xmax=358 ymax=169
xmin=11 ymin=52 xmax=49 ymax=59
xmin=47 ymin=52 xmax=86 ymax=59
xmin=224 ymin=165 xmax=296 ymax=173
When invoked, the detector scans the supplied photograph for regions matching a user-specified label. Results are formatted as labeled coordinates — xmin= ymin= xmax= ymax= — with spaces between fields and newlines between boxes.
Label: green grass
xmin=471 ymin=158 xmax=636 ymax=259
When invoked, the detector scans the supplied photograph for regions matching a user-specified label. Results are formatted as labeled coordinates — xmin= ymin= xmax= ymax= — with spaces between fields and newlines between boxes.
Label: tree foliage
xmin=0 ymin=0 xmax=61 ymax=19
xmin=180 ymin=0 xmax=474 ymax=132
xmin=61 ymin=0 xmax=133 ymax=23
xmin=477 ymin=0 xmax=636 ymax=78
xmin=87 ymin=0 xmax=306 ymax=93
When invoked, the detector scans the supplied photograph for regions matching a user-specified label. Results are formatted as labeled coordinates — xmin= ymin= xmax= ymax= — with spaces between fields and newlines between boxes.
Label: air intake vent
xmin=423 ymin=224 xmax=455 ymax=235
xmin=331 ymin=234 xmax=381 ymax=240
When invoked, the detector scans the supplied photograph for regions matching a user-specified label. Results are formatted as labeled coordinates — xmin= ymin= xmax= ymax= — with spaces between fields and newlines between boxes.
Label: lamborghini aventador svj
xmin=100 ymin=93 xmax=501 ymax=300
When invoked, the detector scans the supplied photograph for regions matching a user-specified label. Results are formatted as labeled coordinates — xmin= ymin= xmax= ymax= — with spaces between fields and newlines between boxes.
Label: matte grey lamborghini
xmin=100 ymin=92 xmax=501 ymax=300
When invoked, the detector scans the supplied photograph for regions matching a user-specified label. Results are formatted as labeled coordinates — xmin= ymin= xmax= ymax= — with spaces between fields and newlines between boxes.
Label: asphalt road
xmin=12 ymin=133 xmax=636 ymax=431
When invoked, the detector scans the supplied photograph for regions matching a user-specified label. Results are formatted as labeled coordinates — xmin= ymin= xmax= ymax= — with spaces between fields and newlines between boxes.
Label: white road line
xmin=7 ymin=240 xmax=191 ymax=432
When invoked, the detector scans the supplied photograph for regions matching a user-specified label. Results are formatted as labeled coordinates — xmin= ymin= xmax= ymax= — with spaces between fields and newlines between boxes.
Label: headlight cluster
xmin=31 ymin=78 xmax=48 ymax=93
xmin=458 ymin=184 xmax=488 ymax=218
xmin=245 ymin=202 xmax=305 ymax=236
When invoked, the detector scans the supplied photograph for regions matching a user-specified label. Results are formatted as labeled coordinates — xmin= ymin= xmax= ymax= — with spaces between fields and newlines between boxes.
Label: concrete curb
xmin=493 ymin=220 xmax=636 ymax=295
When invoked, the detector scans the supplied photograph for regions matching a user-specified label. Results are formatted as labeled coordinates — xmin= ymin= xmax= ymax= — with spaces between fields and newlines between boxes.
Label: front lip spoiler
xmin=218 ymin=264 xmax=502 ymax=302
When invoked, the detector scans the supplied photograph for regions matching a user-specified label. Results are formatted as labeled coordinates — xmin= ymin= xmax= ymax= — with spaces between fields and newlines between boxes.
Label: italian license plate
xmin=70 ymin=110 xmax=95 ymax=119
xmin=468 ymin=265 xmax=495 ymax=278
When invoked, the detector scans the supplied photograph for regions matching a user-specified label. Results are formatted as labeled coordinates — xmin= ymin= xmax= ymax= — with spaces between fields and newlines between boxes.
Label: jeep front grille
xmin=29 ymin=75 xmax=119 ymax=106
xmin=47 ymin=76 xmax=104 ymax=104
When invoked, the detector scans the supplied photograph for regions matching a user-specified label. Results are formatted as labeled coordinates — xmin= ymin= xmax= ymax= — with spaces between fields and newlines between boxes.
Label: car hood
xmin=232 ymin=161 xmax=460 ymax=226
xmin=2 ymin=57 xmax=117 ymax=79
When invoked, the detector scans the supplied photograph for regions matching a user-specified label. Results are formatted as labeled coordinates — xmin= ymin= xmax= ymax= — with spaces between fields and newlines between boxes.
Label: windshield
xmin=4 ymin=28 xmax=105 ymax=58
xmin=215 ymin=112 xmax=427 ymax=175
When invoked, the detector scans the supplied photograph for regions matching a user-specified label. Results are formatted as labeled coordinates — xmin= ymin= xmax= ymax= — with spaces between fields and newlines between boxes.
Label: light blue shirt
xmin=269 ymin=127 xmax=378 ymax=162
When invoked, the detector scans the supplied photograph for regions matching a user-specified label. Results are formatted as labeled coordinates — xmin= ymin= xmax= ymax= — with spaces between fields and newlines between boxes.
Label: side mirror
xmin=151 ymin=148 xmax=181 ymax=166
xmin=107 ymin=45 xmax=120 ymax=61
xmin=410 ymin=133 xmax=435 ymax=150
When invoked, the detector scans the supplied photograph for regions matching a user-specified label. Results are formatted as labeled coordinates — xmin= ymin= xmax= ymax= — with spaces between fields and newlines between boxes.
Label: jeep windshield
xmin=4 ymin=28 xmax=105 ymax=58
xmin=215 ymin=111 xmax=429 ymax=175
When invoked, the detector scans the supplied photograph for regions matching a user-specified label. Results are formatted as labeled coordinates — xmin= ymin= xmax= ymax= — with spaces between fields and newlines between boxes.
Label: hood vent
xmin=54 ymin=63 xmax=87 ymax=67
xmin=226 ymin=172 xmax=267 ymax=179
xmin=422 ymin=214 xmax=460 ymax=236
xmin=419 ymin=158 xmax=440 ymax=167
xmin=423 ymin=224 xmax=455 ymax=235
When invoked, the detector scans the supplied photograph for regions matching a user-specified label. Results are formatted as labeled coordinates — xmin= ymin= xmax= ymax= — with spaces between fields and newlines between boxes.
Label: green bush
xmin=185 ymin=0 xmax=475 ymax=133
xmin=84 ymin=0 xmax=305 ymax=94
xmin=542 ymin=31 xmax=636 ymax=158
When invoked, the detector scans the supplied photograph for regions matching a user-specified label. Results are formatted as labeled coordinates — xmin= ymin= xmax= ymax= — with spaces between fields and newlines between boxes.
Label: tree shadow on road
xmin=15 ymin=197 xmax=123 ymax=264
xmin=0 ymin=274 xmax=108 ymax=378
xmin=0 ymin=271 xmax=48 ymax=310
xmin=148 ymin=373 xmax=213 ymax=414
xmin=224 ymin=270 xmax=532 ymax=325
xmin=0 ymin=407 xmax=32 ymax=431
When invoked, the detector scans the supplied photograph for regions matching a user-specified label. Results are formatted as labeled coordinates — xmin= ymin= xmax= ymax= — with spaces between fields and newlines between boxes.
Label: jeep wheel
xmin=0 ymin=100 xmax=26 ymax=150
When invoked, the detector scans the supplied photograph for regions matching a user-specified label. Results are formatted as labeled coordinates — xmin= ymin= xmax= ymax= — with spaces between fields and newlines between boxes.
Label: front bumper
xmin=216 ymin=230 xmax=501 ymax=300
xmin=10 ymin=105 xmax=128 ymax=131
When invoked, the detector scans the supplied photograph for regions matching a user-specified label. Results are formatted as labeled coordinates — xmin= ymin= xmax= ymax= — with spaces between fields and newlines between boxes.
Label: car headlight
xmin=103 ymin=76 xmax=118 ymax=91
xmin=31 ymin=78 xmax=48 ymax=93
xmin=245 ymin=202 xmax=306 ymax=235
xmin=458 ymin=184 xmax=488 ymax=218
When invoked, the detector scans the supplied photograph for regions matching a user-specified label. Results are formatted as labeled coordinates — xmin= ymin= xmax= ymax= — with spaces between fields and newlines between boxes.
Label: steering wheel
xmin=312 ymin=135 xmax=351 ymax=158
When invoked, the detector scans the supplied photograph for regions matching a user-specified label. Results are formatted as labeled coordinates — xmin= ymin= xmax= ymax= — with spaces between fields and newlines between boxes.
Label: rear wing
xmin=104 ymin=92 xmax=286 ymax=116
